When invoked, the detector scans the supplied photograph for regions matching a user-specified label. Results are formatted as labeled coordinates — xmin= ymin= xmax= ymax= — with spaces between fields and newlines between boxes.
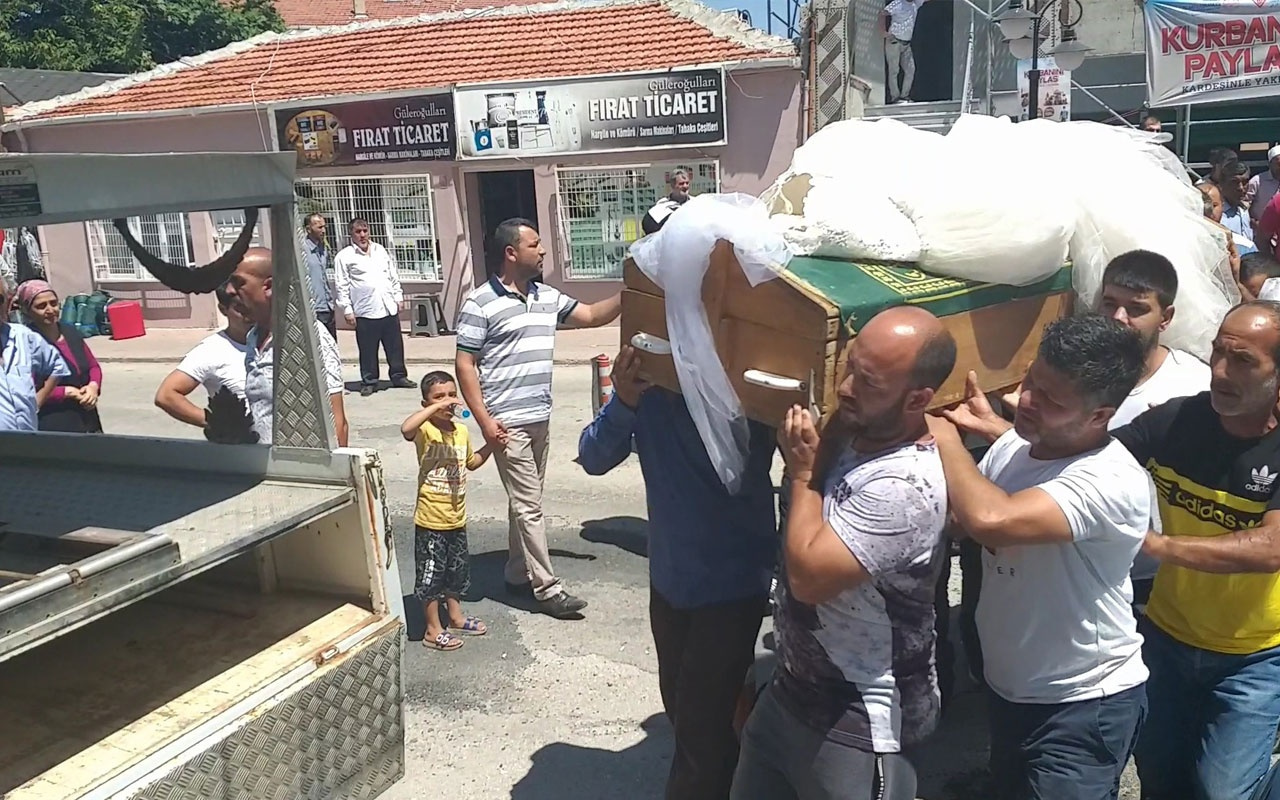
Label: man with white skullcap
xmin=1246 ymin=145 xmax=1280 ymax=226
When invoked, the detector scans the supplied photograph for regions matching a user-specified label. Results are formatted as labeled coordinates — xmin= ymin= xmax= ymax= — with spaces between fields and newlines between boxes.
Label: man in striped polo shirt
xmin=455 ymin=218 xmax=621 ymax=619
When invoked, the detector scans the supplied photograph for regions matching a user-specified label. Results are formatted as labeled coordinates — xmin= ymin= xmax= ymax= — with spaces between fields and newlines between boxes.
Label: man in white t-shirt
xmin=928 ymin=314 xmax=1151 ymax=800
xmin=223 ymin=247 xmax=348 ymax=447
xmin=155 ymin=283 xmax=253 ymax=430
xmin=878 ymin=0 xmax=926 ymax=103
xmin=960 ymin=250 xmax=1210 ymax=612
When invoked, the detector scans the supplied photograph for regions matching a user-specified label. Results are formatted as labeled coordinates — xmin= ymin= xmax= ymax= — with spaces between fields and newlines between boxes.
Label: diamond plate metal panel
xmin=811 ymin=0 xmax=849 ymax=132
xmin=127 ymin=625 xmax=404 ymax=800
xmin=272 ymin=209 xmax=338 ymax=450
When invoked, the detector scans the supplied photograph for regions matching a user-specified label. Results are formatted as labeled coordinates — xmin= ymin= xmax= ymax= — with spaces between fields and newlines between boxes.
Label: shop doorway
xmin=477 ymin=170 xmax=539 ymax=275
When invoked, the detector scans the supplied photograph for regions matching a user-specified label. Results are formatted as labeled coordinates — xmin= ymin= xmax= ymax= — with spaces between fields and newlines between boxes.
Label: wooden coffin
xmin=620 ymin=241 xmax=1074 ymax=426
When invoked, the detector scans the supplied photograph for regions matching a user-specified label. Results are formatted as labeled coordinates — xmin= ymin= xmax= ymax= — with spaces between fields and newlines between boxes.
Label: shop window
xmin=294 ymin=176 xmax=442 ymax=282
xmin=86 ymin=214 xmax=196 ymax=282
xmin=209 ymin=210 xmax=264 ymax=252
xmin=555 ymin=161 xmax=719 ymax=281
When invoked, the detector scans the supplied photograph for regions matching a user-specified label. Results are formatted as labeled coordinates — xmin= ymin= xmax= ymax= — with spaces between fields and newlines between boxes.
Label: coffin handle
xmin=631 ymin=332 xmax=672 ymax=356
xmin=743 ymin=369 xmax=806 ymax=392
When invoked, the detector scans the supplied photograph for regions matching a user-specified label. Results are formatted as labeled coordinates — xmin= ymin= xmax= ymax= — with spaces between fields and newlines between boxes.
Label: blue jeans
xmin=1135 ymin=617 xmax=1280 ymax=800
xmin=988 ymin=684 xmax=1147 ymax=800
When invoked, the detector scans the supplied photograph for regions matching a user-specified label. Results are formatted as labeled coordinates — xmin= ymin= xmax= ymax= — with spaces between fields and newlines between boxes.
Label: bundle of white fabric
xmin=760 ymin=114 xmax=1237 ymax=360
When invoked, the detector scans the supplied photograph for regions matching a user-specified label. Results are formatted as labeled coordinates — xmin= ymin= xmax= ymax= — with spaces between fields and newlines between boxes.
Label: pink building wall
xmin=17 ymin=66 xmax=802 ymax=328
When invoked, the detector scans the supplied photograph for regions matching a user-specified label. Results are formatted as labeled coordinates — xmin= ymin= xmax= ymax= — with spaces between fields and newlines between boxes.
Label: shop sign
xmin=454 ymin=68 xmax=726 ymax=158
xmin=1016 ymin=57 xmax=1071 ymax=122
xmin=1144 ymin=0 xmax=1280 ymax=107
xmin=274 ymin=92 xmax=457 ymax=169
xmin=0 ymin=161 xmax=41 ymax=219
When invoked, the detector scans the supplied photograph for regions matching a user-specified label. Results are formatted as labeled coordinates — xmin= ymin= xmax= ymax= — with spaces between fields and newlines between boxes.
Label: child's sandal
xmin=450 ymin=617 xmax=487 ymax=636
xmin=423 ymin=631 xmax=463 ymax=651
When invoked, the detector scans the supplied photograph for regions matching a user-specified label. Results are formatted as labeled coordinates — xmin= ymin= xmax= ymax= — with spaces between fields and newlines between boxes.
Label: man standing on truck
xmin=455 ymin=218 xmax=620 ymax=620
xmin=222 ymin=247 xmax=349 ymax=447
xmin=878 ymin=0 xmax=927 ymax=104
xmin=0 ymin=275 xmax=67 ymax=432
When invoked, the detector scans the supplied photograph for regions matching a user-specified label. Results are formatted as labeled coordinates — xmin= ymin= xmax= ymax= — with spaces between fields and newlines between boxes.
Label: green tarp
xmin=783 ymin=257 xmax=1074 ymax=336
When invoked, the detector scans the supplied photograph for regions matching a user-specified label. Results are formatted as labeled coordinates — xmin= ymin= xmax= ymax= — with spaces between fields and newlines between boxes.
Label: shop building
xmin=2 ymin=0 xmax=800 ymax=329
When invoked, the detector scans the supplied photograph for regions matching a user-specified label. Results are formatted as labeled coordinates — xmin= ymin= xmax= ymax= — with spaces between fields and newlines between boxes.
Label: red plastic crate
xmin=106 ymin=301 xmax=146 ymax=340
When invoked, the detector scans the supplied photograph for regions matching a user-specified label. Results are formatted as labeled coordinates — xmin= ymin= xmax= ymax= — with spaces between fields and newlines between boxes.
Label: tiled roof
xmin=268 ymin=0 xmax=553 ymax=28
xmin=10 ymin=0 xmax=795 ymax=125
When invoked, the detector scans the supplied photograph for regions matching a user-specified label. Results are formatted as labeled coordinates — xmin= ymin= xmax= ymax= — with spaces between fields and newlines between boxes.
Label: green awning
xmin=784 ymin=257 xmax=1074 ymax=335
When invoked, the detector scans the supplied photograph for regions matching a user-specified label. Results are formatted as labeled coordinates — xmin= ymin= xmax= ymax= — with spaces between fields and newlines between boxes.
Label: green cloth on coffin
xmin=783 ymin=257 xmax=1073 ymax=336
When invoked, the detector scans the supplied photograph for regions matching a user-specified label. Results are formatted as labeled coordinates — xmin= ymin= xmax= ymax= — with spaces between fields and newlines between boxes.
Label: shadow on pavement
xmin=510 ymin=713 xmax=671 ymax=800
xmin=463 ymin=549 xmax=598 ymax=615
xmin=580 ymin=516 xmax=650 ymax=558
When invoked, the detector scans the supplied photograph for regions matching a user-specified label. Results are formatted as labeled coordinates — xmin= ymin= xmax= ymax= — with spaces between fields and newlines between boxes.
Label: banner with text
xmin=454 ymin=69 xmax=726 ymax=158
xmin=274 ymin=93 xmax=456 ymax=169
xmin=1016 ymin=57 xmax=1072 ymax=121
xmin=1144 ymin=0 xmax=1280 ymax=107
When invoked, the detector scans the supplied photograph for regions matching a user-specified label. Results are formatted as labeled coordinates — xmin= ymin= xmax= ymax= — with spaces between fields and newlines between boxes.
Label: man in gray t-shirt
xmin=732 ymin=306 xmax=957 ymax=800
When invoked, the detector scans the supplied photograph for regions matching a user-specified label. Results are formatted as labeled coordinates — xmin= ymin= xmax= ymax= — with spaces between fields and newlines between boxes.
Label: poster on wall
xmin=273 ymin=92 xmax=456 ymax=169
xmin=1016 ymin=57 xmax=1071 ymax=122
xmin=1144 ymin=0 xmax=1280 ymax=107
xmin=454 ymin=68 xmax=726 ymax=158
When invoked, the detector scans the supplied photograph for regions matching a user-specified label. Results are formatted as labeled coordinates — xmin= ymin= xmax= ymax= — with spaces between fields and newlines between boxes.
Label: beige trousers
xmin=493 ymin=421 xmax=562 ymax=601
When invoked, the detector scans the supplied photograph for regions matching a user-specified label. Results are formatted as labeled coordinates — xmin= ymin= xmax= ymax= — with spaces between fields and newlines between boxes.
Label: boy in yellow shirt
xmin=401 ymin=371 xmax=495 ymax=651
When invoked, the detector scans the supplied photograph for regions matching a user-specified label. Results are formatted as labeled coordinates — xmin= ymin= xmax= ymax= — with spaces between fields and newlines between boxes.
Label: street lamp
xmin=995 ymin=0 xmax=1092 ymax=121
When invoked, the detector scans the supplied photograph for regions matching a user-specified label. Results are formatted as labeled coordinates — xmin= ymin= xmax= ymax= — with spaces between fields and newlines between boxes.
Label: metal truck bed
xmin=0 ymin=435 xmax=356 ymax=662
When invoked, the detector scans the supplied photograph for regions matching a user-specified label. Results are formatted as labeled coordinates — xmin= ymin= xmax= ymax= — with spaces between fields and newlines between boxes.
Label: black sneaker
xmin=360 ymin=385 xmax=376 ymax=397
xmin=537 ymin=593 xmax=588 ymax=619
xmin=391 ymin=377 xmax=417 ymax=389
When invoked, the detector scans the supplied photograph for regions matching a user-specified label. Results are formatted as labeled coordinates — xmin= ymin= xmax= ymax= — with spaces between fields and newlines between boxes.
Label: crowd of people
xmin=1199 ymin=145 xmax=1280 ymax=265
xmin=576 ymin=243 xmax=1280 ymax=799
xmin=6 ymin=160 xmax=1280 ymax=800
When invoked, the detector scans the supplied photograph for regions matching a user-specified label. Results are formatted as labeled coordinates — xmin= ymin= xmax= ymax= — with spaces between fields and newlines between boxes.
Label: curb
xmin=97 ymin=356 xmax=602 ymax=366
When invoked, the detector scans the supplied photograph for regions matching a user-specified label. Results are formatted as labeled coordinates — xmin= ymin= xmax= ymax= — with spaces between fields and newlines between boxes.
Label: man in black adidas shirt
xmin=1109 ymin=300 xmax=1280 ymax=800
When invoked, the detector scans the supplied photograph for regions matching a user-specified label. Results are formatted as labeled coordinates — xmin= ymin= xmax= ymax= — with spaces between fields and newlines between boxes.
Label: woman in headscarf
xmin=16 ymin=279 xmax=104 ymax=433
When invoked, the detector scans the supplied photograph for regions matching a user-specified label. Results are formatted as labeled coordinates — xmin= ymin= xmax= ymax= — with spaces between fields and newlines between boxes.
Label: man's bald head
xmin=226 ymin=247 xmax=275 ymax=327
xmin=239 ymin=247 xmax=274 ymax=279
xmin=859 ymin=306 xmax=958 ymax=392
xmin=837 ymin=306 xmax=956 ymax=444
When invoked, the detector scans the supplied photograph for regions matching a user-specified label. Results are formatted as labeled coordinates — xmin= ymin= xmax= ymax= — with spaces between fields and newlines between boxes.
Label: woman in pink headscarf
xmin=16 ymin=279 xmax=104 ymax=433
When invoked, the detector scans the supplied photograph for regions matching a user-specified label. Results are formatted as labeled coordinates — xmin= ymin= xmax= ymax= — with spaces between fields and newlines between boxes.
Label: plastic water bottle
xmin=452 ymin=405 xmax=472 ymax=419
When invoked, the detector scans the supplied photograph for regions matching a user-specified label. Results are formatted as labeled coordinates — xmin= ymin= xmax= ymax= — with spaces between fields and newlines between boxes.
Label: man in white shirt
xmin=928 ymin=314 xmax=1152 ymax=800
xmin=155 ymin=283 xmax=253 ymax=431
xmin=1246 ymin=146 xmax=1280 ymax=226
xmin=878 ymin=0 xmax=926 ymax=104
xmin=956 ymin=250 xmax=1210 ymax=611
xmin=334 ymin=218 xmax=413 ymax=397
xmin=223 ymin=247 xmax=348 ymax=447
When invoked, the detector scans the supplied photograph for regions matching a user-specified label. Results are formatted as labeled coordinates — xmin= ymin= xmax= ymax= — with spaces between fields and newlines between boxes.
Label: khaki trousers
xmin=493 ymin=421 xmax=562 ymax=601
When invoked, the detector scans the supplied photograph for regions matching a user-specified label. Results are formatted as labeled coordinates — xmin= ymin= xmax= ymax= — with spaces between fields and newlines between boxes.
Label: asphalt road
xmin=94 ymin=359 xmax=1142 ymax=800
